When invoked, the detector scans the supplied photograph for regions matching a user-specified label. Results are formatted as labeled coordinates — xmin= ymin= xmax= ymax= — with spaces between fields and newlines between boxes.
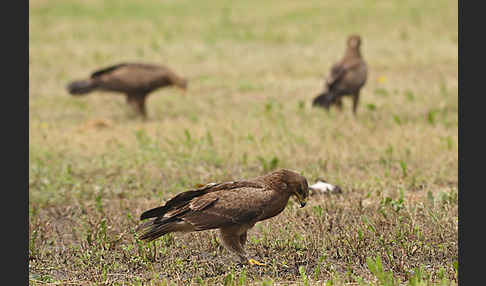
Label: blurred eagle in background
xmin=313 ymin=34 xmax=368 ymax=115
xmin=66 ymin=63 xmax=188 ymax=118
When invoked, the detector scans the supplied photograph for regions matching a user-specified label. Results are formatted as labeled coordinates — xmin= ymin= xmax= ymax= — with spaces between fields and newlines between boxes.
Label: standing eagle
xmin=312 ymin=34 xmax=367 ymax=115
xmin=137 ymin=169 xmax=309 ymax=265
xmin=66 ymin=63 xmax=188 ymax=118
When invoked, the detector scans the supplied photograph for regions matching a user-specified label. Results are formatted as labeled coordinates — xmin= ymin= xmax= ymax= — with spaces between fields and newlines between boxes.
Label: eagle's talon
xmin=248 ymin=258 xmax=266 ymax=266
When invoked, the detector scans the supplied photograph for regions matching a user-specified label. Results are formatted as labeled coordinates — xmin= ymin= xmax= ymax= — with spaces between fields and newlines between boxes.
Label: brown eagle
xmin=312 ymin=34 xmax=367 ymax=115
xmin=137 ymin=169 xmax=309 ymax=265
xmin=66 ymin=63 xmax=188 ymax=118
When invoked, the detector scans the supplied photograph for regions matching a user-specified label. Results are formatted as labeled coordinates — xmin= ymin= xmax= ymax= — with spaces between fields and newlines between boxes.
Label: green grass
xmin=29 ymin=0 xmax=457 ymax=284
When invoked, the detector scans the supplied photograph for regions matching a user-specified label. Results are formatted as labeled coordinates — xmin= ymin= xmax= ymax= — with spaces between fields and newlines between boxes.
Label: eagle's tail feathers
xmin=66 ymin=79 xmax=97 ymax=95
xmin=312 ymin=92 xmax=332 ymax=109
xmin=138 ymin=219 xmax=194 ymax=241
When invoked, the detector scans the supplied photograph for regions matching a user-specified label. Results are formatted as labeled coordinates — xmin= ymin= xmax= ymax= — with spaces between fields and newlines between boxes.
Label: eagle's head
xmin=177 ymin=77 xmax=188 ymax=91
xmin=293 ymin=177 xmax=309 ymax=208
xmin=347 ymin=34 xmax=362 ymax=49
xmin=266 ymin=169 xmax=309 ymax=208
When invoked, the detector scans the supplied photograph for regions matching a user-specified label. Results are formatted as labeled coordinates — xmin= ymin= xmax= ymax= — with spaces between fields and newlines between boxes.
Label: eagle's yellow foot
xmin=248 ymin=258 xmax=266 ymax=266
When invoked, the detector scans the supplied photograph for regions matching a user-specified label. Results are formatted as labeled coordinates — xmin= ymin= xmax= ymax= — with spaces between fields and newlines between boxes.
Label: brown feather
xmin=90 ymin=63 xmax=128 ymax=78
xmin=139 ymin=183 xmax=223 ymax=220
xmin=189 ymin=197 xmax=219 ymax=211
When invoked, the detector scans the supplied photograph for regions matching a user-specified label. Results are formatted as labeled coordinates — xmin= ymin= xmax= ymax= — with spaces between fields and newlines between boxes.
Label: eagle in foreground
xmin=312 ymin=34 xmax=367 ymax=115
xmin=66 ymin=63 xmax=188 ymax=118
xmin=137 ymin=169 xmax=309 ymax=266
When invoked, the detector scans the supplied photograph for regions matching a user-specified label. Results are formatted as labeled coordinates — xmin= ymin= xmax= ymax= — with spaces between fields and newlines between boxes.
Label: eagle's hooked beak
xmin=295 ymin=192 xmax=308 ymax=208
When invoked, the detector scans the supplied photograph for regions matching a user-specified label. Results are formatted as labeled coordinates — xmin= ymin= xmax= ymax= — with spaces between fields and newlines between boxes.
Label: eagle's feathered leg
xmin=220 ymin=227 xmax=265 ymax=266
xmin=352 ymin=91 xmax=360 ymax=115
xmin=239 ymin=231 xmax=247 ymax=247
xmin=220 ymin=227 xmax=247 ymax=263
xmin=335 ymin=97 xmax=343 ymax=110
xmin=126 ymin=93 xmax=148 ymax=118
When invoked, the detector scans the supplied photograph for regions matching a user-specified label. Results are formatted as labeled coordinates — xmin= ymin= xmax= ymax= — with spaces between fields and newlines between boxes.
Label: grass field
xmin=29 ymin=0 xmax=458 ymax=285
